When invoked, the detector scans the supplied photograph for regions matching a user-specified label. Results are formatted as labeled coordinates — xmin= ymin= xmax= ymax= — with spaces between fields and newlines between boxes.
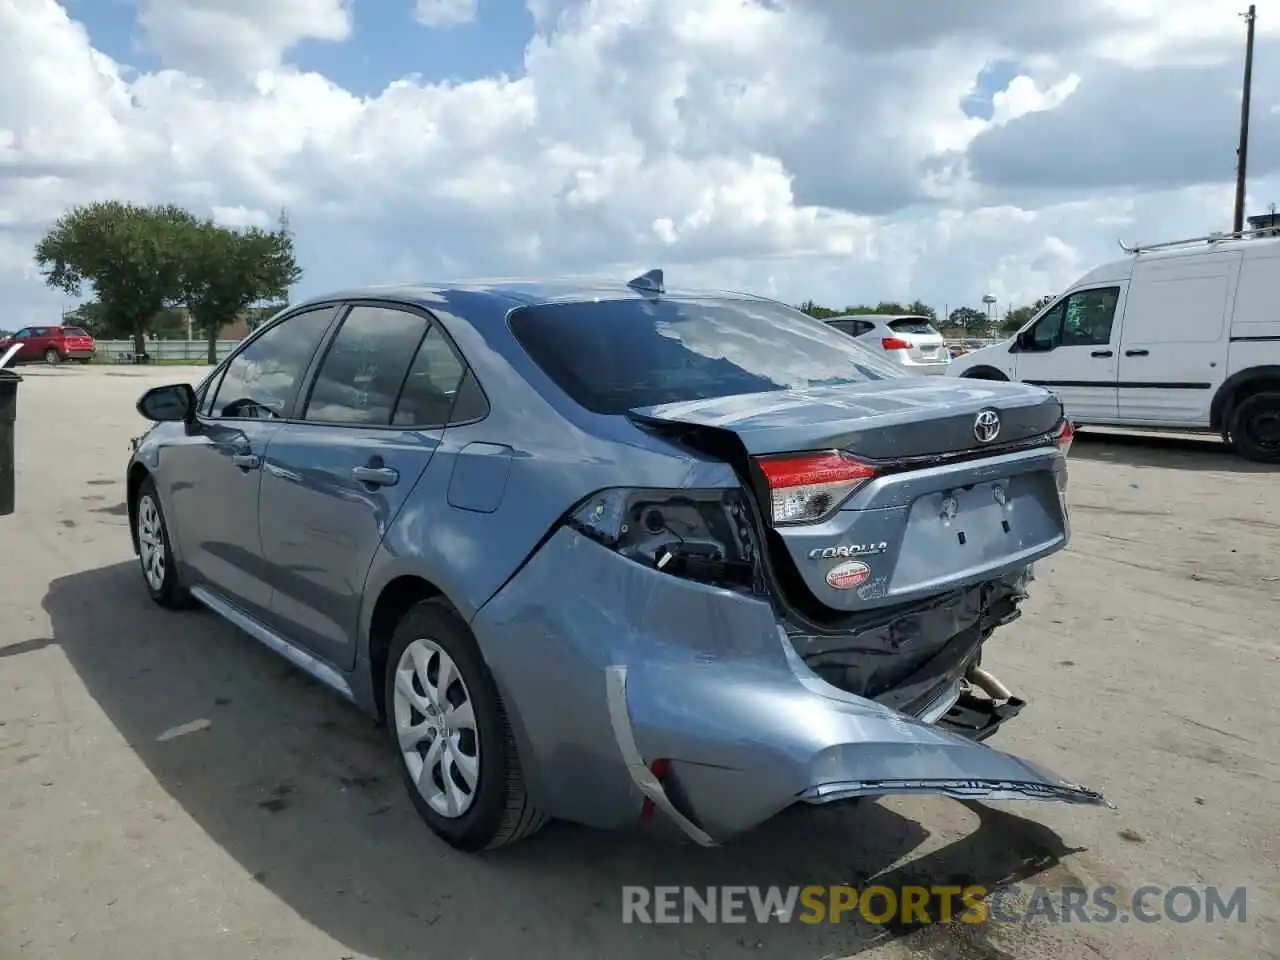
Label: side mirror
xmin=137 ymin=383 xmax=196 ymax=423
xmin=1014 ymin=329 xmax=1036 ymax=352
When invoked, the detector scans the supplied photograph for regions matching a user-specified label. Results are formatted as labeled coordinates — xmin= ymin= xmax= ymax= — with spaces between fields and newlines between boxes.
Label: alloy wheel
xmin=136 ymin=495 xmax=167 ymax=592
xmin=392 ymin=638 xmax=481 ymax=818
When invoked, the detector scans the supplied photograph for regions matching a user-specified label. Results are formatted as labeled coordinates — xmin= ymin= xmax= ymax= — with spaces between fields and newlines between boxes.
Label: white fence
xmin=93 ymin=339 xmax=241 ymax=363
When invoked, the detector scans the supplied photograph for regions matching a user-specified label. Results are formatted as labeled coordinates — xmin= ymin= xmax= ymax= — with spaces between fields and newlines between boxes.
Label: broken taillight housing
xmin=566 ymin=487 xmax=760 ymax=591
xmin=755 ymin=451 xmax=879 ymax=525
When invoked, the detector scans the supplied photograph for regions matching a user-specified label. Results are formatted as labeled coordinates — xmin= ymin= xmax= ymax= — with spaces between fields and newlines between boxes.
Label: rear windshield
xmin=508 ymin=297 xmax=905 ymax=414
xmin=62 ymin=327 xmax=90 ymax=337
xmin=887 ymin=317 xmax=938 ymax=336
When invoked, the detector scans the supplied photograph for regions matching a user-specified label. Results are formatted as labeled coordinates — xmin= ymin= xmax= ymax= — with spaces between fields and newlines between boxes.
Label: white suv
xmin=825 ymin=314 xmax=951 ymax=375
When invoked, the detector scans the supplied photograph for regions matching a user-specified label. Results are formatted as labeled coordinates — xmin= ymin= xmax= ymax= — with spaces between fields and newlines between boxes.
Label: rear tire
xmin=44 ymin=348 xmax=61 ymax=365
xmin=384 ymin=599 xmax=547 ymax=851
xmin=135 ymin=477 xmax=193 ymax=609
xmin=1229 ymin=391 xmax=1280 ymax=464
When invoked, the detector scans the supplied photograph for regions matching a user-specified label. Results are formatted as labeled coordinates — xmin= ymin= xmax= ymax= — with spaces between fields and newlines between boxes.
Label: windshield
xmin=508 ymin=297 xmax=905 ymax=415
xmin=888 ymin=317 xmax=939 ymax=336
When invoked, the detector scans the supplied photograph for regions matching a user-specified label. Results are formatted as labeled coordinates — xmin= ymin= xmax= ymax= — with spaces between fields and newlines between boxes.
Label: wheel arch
xmin=1210 ymin=366 xmax=1280 ymax=433
xmin=366 ymin=574 xmax=444 ymax=722
xmin=959 ymin=365 xmax=1010 ymax=381
xmin=126 ymin=462 xmax=151 ymax=554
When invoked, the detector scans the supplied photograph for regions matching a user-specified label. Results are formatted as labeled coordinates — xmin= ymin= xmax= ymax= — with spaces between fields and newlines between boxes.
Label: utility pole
xmin=1233 ymin=4 xmax=1257 ymax=234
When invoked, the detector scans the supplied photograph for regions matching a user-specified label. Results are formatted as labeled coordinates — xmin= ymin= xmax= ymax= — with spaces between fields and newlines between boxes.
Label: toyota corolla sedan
xmin=126 ymin=271 xmax=1105 ymax=852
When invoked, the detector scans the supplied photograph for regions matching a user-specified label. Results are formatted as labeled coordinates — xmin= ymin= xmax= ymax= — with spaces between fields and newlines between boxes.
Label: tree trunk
xmin=133 ymin=329 xmax=146 ymax=359
xmin=206 ymin=325 xmax=217 ymax=365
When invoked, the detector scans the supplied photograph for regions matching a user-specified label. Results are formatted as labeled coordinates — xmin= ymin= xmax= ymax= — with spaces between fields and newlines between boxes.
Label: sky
xmin=2 ymin=0 xmax=1279 ymax=327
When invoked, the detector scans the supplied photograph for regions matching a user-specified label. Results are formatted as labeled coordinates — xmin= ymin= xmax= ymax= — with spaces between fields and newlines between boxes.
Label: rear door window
xmin=303 ymin=304 xmax=429 ymax=425
xmin=390 ymin=325 xmax=470 ymax=426
xmin=509 ymin=297 xmax=904 ymax=415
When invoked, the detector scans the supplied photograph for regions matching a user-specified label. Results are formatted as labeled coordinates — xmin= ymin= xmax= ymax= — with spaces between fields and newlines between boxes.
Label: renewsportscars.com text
xmin=621 ymin=884 xmax=1248 ymax=926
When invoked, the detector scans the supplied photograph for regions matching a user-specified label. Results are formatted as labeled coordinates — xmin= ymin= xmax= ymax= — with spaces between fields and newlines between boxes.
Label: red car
xmin=0 ymin=325 xmax=96 ymax=365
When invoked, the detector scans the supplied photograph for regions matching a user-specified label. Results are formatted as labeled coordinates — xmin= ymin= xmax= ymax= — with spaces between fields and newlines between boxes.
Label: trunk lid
xmin=631 ymin=378 xmax=1070 ymax=615
xmin=886 ymin=316 xmax=945 ymax=363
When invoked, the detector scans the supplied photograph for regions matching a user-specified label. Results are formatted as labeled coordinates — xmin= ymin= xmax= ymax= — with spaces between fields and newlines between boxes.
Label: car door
xmin=1010 ymin=284 xmax=1127 ymax=423
xmin=1116 ymin=253 xmax=1237 ymax=426
xmin=5 ymin=329 xmax=31 ymax=360
xmin=162 ymin=305 xmax=339 ymax=623
xmin=257 ymin=303 xmax=468 ymax=669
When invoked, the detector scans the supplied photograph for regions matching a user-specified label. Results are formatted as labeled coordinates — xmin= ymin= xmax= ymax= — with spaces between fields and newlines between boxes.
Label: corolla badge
xmin=807 ymin=542 xmax=888 ymax=560
xmin=826 ymin=560 xmax=871 ymax=590
xmin=973 ymin=408 xmax=1001 ymax=443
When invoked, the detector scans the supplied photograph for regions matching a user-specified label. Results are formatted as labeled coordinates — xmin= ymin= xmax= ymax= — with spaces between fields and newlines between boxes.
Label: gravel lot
xmin=1 ymin=365 xmax=1277 ymax=960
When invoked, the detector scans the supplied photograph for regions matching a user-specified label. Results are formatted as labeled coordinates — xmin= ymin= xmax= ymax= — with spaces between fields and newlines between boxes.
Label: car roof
xmin=827 ymin=314 xmax=932 ymax=322
xmin=288 ymin=277 xmax=787 ymax=313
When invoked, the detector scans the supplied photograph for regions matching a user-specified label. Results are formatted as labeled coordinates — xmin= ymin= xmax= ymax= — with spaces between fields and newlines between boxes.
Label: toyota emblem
xmin=973 ymin=409 xmax=1001 ymax=443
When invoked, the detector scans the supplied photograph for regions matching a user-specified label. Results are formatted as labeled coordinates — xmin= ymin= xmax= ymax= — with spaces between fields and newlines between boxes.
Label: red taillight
xmin=757 ymin=450 xmax=879 ymax=524
xmin=639 ymin=757 xmax=671 ymax=821
xmin=1056 ymin=419 xmax=1075 ymax=456
xmin=881 ymin=337 xmax=911 ymax=350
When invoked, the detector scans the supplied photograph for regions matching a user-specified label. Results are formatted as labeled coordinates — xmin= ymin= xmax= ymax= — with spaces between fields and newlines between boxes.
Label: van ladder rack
xmin=1118 ymin=226 xmax=1277 ymax=255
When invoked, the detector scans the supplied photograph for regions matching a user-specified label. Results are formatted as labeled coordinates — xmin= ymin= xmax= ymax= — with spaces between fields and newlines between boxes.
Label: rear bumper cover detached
xmin=472 ymin=526 xmax=1108 ymax=846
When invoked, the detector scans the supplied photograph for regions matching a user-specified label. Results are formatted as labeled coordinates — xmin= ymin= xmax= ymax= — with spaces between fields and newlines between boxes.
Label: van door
xmin=1010 ymin=284 xmax=1127 ymax=423
xmin=1116 ymin=253 xmax=1237 ymax=426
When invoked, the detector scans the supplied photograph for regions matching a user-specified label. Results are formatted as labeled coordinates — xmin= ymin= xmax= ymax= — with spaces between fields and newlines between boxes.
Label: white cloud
xmin=211 ymin=205 xmax=273 ymax=228
xmin=0 ymin=0 xmax=1278 ymax=329
xmin=413 ymin=0 xmax=478 ymax=27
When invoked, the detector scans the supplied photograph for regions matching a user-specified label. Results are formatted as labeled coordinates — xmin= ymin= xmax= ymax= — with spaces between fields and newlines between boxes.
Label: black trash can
xmin=0 ymin=369 xmax=21 ymax=516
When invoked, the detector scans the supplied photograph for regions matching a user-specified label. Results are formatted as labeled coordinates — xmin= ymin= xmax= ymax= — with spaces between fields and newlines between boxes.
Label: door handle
xmin=1090 ymin=350 xmax=1113 ymax=358
xmin=352 ymin=465 xmax=399 ymax=487
xmin=1125 ymin=349 xmax=1149 ymax=357
xmin=231 ymin=453 xmax=261 ymax=470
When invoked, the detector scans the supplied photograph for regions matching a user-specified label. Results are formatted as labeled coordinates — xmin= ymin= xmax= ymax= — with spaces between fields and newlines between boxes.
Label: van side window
xmin=1061 ymin=287 xmax=1120 ymax=347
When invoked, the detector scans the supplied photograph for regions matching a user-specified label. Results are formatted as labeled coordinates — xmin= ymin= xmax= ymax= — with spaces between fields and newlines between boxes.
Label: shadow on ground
xmin=43 ymin=562 xmax=1085 ymax=960
xmin=1071 ymin=429 xmax=1278 ymax=474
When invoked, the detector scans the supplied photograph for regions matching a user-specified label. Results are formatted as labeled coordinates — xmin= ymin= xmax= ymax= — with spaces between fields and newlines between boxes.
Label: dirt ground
xmin=1 ymin=365 xmax=1276 ymax=960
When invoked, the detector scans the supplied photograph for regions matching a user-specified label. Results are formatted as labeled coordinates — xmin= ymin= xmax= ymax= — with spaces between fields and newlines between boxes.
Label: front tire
xmin=135 ymin=477 xmax=193 ymax=608
xmin=385 ymin=599 xmax=547 ymax=851
xmin=1230 ymin=391 xmax=1280 ymax=464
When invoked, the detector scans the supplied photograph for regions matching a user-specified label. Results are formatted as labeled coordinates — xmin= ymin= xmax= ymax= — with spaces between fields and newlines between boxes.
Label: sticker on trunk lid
xmin=825 ymin=560 xmax=871 ymax=590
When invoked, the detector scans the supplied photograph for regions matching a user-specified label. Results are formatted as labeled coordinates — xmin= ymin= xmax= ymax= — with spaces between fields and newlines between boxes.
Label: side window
xmin=32 ymin=327 xmax=51 ymax=336
xmin=1030 ymin=302 xmax=1065 ymax=350
xmin=1061 ymin=287 xmax=1120 ymax=347
xmin=449 ymin=368 xmax=489 ymax=423
xmin=853 ymin=320 xmax=876 ymax=336
xmin=210 ymin=307 xmax=335 ymax=420
xmin=303 ymin=305 xmax=429 ymax=425
xmin=13 ymin=329 xmax=31 ymax=339
xmin=827 ymin=320 xmax=856 ymax=337
xmin=391 ymin=325 xmax=467 ymax=426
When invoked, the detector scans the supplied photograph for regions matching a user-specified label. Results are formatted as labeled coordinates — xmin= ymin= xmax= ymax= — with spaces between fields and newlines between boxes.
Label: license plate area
xmin=891 ymin=472 xmax=1065 ymax=595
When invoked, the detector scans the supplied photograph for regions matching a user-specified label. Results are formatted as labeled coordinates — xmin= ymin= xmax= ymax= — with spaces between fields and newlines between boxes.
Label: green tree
xmin=34 ymin=201 xmax=196 ymax=356
xmin=904 ymin=300 xmax=937 ymax=322
xmin=798 ymin=299 xmax=841 ymax=320
xmin=1000 ymin=294 xmax=1055 ymax=335
xmin=948 ymin=306 xmax=987 ymax=331
xmin=180 ymin=212 xmax=301 ymax=363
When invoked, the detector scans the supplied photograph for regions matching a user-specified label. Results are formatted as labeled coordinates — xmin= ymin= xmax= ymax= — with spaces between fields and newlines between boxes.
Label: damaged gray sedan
xmin=126 ymin=270 xmax=1106 ymax=852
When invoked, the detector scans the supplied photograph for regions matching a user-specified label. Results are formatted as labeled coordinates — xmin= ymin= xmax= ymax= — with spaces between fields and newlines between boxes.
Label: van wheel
xmin=385 ymin=599 xmax=548 ymax=851
xmin=1230 ymin=392 xmax=1280 ymax=464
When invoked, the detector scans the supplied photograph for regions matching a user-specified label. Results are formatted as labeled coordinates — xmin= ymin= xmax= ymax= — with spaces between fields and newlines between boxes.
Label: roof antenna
xmin=626 ymin=268 xmax=664 ymax=295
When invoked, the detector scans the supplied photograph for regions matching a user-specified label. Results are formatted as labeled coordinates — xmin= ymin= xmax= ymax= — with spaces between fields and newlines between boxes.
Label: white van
xmin=947 ymin=228 xmax=1280 ymax=462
